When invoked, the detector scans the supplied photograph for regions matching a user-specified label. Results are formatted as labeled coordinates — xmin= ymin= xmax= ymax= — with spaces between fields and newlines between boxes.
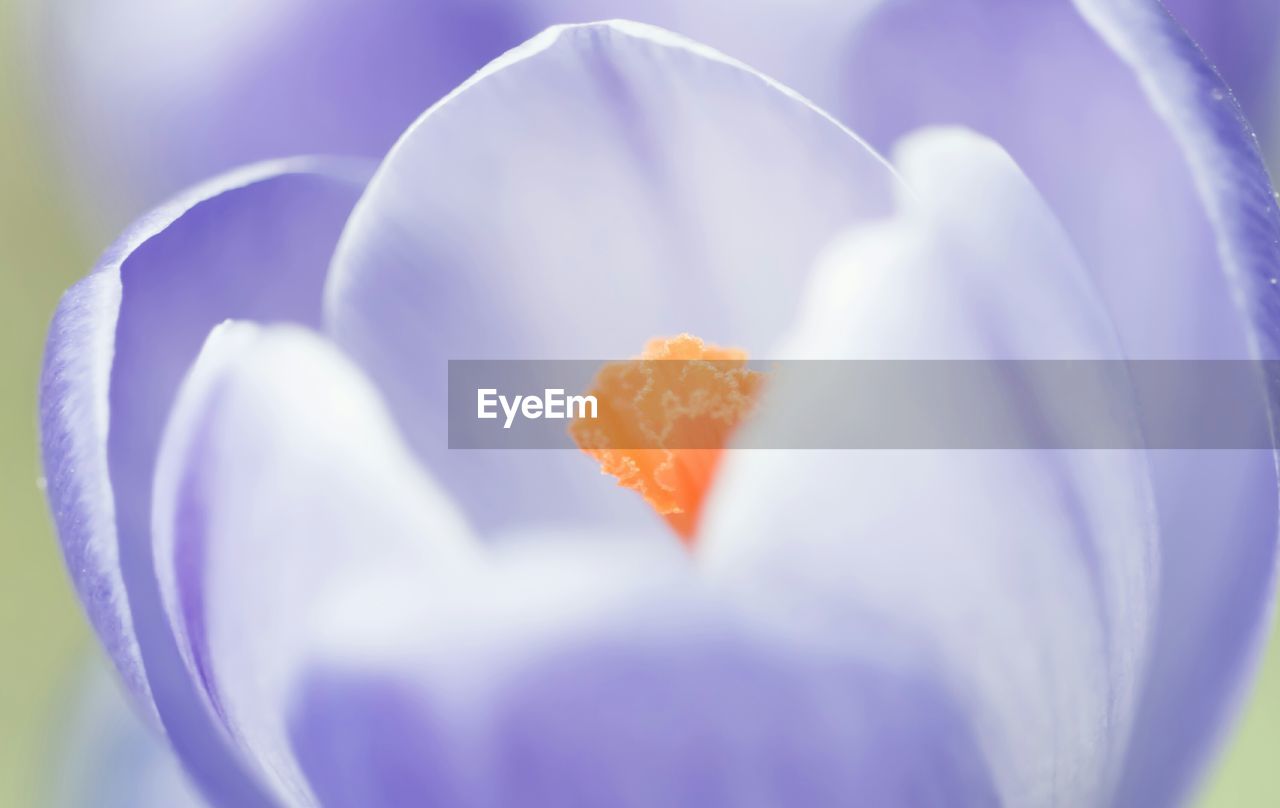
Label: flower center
xmin=569 ymin=334 xmax=763 ymax=546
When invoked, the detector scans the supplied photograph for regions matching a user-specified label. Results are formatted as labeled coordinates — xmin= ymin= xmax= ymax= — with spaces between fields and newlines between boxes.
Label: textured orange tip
xmin=569 ymin=334 xmax=764 ymax=546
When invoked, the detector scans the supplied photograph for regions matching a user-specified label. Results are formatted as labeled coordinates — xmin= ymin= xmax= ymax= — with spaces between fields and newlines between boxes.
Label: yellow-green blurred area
xmin=0 ymin=0 xmax=1276 ymax=806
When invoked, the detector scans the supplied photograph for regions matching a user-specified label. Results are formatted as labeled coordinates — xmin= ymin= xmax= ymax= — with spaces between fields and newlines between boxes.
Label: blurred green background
xmin=0 ymin=0 xmax=95 ymax=804
xmin=0 ymin=0 xmax=1276 ymax=805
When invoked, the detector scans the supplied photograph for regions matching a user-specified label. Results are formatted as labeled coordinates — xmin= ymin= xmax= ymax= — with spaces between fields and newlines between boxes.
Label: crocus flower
xmin=38 ymin=6 xmax=1280 ymax=808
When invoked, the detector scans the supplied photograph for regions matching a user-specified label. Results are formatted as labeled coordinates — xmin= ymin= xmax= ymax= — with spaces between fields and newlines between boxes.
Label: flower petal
xmin=151 ymin=323 xmax=475 ymax=804
xmin=325 ymin=20 xmax=900 ymax=534
xmin=284 ymin=543 xmax=998 ymax=807
xmin=40 ymin=0 xmax=903 ymax=231
xmin=1071 ymin=2 xmax=1280 ymax=801
xmin=1162 ymin=0 xmax=1280 ymax=137
xmin=834 ymin=2 xmax=1280 ymax=801
xmin=39 ymin=158 xmax=371 ymax=805
xmin=837 ymin=0 xmax=1265 ymax=357
xmin=145 ymin=322 xmax=997 ymax=806
xmin=701 ymin=129 xmax=1158 ymax=805
xmin=40 ymin=0 xmax=530 ymax=228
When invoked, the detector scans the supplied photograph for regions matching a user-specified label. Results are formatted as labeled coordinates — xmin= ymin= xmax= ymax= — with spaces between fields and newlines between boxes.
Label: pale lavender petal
xmin=40 ymin=0 xmax=528 ymax=227
xmin=832 ymin=2 xmax=1280 ymax=803
xmin=138 ymin=323 xmax=987 ymax=807
xmin=1076 ymin=2 xmax=1280 ymax=802
xmin=40 ymin=0 xmax=883 ymax=230
xmin=702 ymin=129 xmax=1158 ymax=805
xmin=151 ymin=323 xmax=475 ymax=804
xmin=284 ymin=545 xmax=997 ymax=807
xmin=837 ymin=0 xmax=1266 ymax=358
xmin=516 ymin=2 xmax=881 ymax=126
xmin=326 ymin=20 xmax=900 ymax=535
xmin=39 ymin=158 xmax=372 ymax=805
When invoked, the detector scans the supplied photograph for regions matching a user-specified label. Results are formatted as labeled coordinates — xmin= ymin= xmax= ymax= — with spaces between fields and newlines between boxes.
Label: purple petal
xmin=703 ymin=128 xmax=1157 ymax=805
xmin=1076 ymin=2 xmax=1280 ymax=802
xmin=41 ymin=271 xmax=135 ymax=705
xmin=325 ymin=20 xmax=900 ymax=535
xmin=151 ymin=323 xmax=475 ymax=804
xmin=837 ymin=0 xmax=1264 ymax=357
xmin=40 ymin=0 xmax=892 ymax=231
xmin=1162 ymin=0 xmax=1280 ymax=136
xmin=831 ymin=2 xmax=1280 ymax=802
xmin=143 ymin=297 xmax=996 ymax=808
xmin=285 ymin=545 xmax=998 ymax=807
xmin=40 ymin=0 xmax=530 ymax=228
xmin=40 ymin=158 xmax=371 ymax=805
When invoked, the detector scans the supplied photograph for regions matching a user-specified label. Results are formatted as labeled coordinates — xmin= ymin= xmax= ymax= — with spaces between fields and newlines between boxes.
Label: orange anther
xmin=569 ymin=335 xmax=763 ymax=546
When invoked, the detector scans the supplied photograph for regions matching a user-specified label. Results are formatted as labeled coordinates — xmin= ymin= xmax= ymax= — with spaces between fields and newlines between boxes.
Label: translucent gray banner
xmin=447 ymin=360 xmax=1280 ymax=450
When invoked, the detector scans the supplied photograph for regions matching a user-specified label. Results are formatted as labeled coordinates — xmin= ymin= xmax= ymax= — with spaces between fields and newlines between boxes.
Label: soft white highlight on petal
xmin=151 ymin=323 xmax=476 ymax=805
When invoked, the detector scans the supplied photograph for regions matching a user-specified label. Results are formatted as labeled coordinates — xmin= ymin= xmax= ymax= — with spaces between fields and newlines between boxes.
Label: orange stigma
xmin=569 ymin=334 xmax=763 ymax=546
